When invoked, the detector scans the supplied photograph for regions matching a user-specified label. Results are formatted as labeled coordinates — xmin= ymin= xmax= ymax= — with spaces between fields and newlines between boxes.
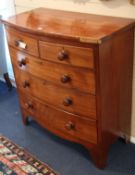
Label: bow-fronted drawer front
xmin=10 ymin=47 xmax=96 ymax=94
xmin=20 ymin=93 xmax=98 ymax=144
xmin=6 ymin=28 xmax=39 ymax=57
xmin=39 ymin=41 xmax=94 ymax=69
xmin=13 ymin=67 xmax=97 ymax=119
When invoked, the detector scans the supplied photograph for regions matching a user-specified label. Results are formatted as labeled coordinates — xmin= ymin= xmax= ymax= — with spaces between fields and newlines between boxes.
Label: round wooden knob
xmin=61 ymin=75 xmax=70 ymax=83
xmin=25 ymin=102 xmax=33 ymax=109
xmin=22 ymin=80 xmax=30 ymax=88
xmin=18 ymin=59 xmax=26 ymax=67
xmin=63 ymin=97 xmax=72 ymax=106
xmin=57 ymin=49 xmax=68 ymax=61
xmin=65 ymin=121 xmax=75 ymax=131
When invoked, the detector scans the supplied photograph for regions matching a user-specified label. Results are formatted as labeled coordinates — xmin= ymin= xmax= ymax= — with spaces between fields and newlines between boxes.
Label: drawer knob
xmin=23 ymin=80 xmax=30 ymax=88
xmin=25 ymin=102 xmax=33 ymax=109
xmin=15 ymin=40 xmax=27 ymax=49
xmin=65 ymin=121 xmax=75 ymax=131
xmin=63 ymin=97 xmax=72 ymax=106
xmin=61 ymin=75 xmax=70 ymax=83
xmin=58 ymin=49 xmax=68 ymax=61
xmin=18 ymin=59 xmax=26 ymax=67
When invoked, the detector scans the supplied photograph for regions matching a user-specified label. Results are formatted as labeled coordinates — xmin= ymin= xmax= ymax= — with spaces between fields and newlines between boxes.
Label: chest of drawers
xmin=1 ymin=8 xmax=135 ymax=169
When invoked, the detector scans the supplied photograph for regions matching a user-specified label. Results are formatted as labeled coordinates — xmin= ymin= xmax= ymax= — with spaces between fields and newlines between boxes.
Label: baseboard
xmin=10 ymin=77 xmax=16 ymax=87
xmin=0 ymin=76 xmax=16 ymax=87
xmin=8 ymin=73 xmax=16 ymax=87
xmin=130 ymin=136 xmax=135 ymax=144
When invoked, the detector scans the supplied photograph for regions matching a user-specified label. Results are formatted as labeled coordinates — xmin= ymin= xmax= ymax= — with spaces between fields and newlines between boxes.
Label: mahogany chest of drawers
xmin=2 ymin=8 xmax=135 ymax=168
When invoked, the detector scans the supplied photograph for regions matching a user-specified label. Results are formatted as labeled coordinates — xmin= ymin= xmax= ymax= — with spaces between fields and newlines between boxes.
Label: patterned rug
xmin=0 ymin=135 xmax=58 ymax=175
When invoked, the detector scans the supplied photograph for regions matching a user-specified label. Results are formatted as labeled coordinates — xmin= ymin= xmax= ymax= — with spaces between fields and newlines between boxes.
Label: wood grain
xmin=20 ymin=93 xmax=98 ymax=144
xmin=39 ymin=41 xmax=94 ymax=69
xmin=14 ymin=67 xmax=97 ymax=119
xmin=10 ymin=47 xmax=96 ymax=94
xmin=3 ymin=8 xmax=135 ymax=169
xmin=6 ymin=28 xmax=39 ymax=57
xmin=2 ymin=8 xmax=135 ymax=44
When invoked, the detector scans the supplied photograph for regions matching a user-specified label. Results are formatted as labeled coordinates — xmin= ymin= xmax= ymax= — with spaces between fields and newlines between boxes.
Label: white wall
xmin=0 ymin=0 xmax=15 ymax=79
xmin=0 ymin=0 xmax=15 ymax=18
xmin=14 ymin=0 xmax=135 ymax=138
xmin=15 ymin=0 xmax=135 ymax=18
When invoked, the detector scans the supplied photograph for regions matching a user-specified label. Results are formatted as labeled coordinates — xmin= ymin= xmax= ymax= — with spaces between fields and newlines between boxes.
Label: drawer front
xmin=20 ymin=93 xmax=97 ymax=144
xmin=10 ymin=47 xmax=96 ymax=94
xmin=39 ymin=41 xmax=94 ymax=69
xmin=14 ymin=68 xmax=96 ymax=119
xmin=6 ymin=28 xmax=39 ymax=57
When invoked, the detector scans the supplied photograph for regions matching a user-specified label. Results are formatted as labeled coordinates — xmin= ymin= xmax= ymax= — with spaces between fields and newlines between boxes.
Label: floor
xmin=0 ymin=81 xmax=135 ymax=175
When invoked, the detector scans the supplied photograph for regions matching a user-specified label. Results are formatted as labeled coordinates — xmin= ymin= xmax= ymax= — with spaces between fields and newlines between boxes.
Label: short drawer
xmin=39 ymin=41 xmax=94 ymax=69
xmin=14 ymin=68 xmax=96 ymax=119
xmin=20 ymin=94 xmax=98 ymax=144
xmin=10 ymin=47 xmax=96 ymax=94
xmin=6 ymin=28 xmax=39 ymax=57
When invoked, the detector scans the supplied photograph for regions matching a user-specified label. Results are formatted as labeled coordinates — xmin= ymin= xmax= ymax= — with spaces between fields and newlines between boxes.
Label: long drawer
xmin=20 ymin=93 xmax=98 ymax=144
xmin=14 ymin=68 xmax=96 ymax=119
xmin=39 ymin=41 xmax=94 ymax=69
xmin=10 ymin=47 xmax=96 ymax=94
xmin=6 ymin=28 xmax=39 ymax=57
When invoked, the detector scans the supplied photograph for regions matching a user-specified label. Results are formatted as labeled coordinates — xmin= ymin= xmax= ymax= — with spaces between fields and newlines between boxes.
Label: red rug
xmin=0 ymin=135 xmax=58 ymax=175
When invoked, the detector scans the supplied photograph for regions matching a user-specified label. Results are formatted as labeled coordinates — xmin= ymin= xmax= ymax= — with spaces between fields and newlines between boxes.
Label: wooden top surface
xmin=2 ymin=8 xmax=135 ymax=44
